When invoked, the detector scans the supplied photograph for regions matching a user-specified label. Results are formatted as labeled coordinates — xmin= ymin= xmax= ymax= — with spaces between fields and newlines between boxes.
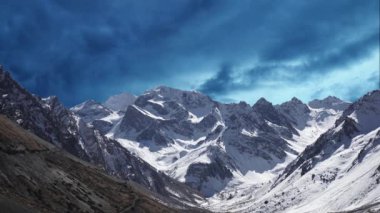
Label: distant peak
xmin=323 ymin=96 xmax=343 ymax=102
xmin=355 ymin=90 xmax=380 ymax=104
xmin=253 ymin=98 xmax=274 ymax=112
xmin=149 ymin=85 xmax=187 ymax=94
xmin=278 ymin=97 xmax=310 ymax=115
xmin=84 ymin=99 xmax=99 ymax=105
xmin=155 ymin=85 xmax=172 ymax=90
xmin=238 ymin=101 xmax=249 ymax=107
xmin=290 ymin=97 xmax=303 ymax=104
xmin=309 ymin=95 xmax=349 ymax=111
xmin=104 ymin=92 xmax=136 ymax=111
xmin=71 ymin=99 xmax=102 ymax=112
xmin=104 ymin=92 xmax=136 ymax=102
xmin=367 ymin=89 xmax=380 ymax=96
xmin=154 ymin=85 xmax=175 ymax=91
xmin=144 ymin=85 xmax=209 ymax=101
xmin=254 ymin=97 xmax=272 ymax=106
xmin=310 ymin=95 xmax=345 ymax=105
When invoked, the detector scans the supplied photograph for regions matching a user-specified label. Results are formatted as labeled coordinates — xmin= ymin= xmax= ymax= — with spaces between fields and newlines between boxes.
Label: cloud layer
xmin=0 ymin=0 xmax=378 ymax=106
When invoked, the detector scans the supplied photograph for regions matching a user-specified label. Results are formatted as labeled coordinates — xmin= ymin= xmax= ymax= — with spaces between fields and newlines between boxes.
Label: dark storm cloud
xmin=0 ymin=0 xmax=378 ymax=106
xmin=199 ymin=64 xmax=234 ymax=96
xmin=200 ymin=31 xmax=379 ymax=96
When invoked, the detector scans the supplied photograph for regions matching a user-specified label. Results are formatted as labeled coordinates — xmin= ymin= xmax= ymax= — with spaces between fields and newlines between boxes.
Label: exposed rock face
xmin=0 ymin=67 xmax=88 ymax=160
xmin=275 ymin=114 xmax=362 ymax=186
xmin=116 ymin=87 xmax=217 ymax=146
xmin=5 ymin=64 xmax=376 ymax=213
xmin=0 ymin=67 xmax=204 ymax=206
xmin=0 ymin=115 xmax=188 ymax=213
xmin=252 ymin=97 xmax=297 ymax=137
xmin=309 ymin=96 xmax=351 ymax=111
xmin=185 ymin=156 xmax=233 ymax=197
xmin=70 ymin=100 xmax=112 ymax=123
xmin=109 ymin=86 xmax=330 ymax=196
xmin=252 ymin=90 xmax=380 ymax=213
xmin=277 ymin=97 xmax=311 ymax=129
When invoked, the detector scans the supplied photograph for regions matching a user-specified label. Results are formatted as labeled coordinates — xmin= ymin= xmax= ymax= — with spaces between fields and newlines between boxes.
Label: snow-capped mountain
xmin=277 ymin=96 xmax=350 ymax=153
xmin=0 ymin=68 xmax=89 ymax=160
xmin=309 ymin=95 xmax=351 ymax=111
xmin=2 ymin=64 xmax=379 ymax=212
xmin=103 ymin=92 xmax=136 ymax=112
xmin=91 ymin=85 xmax=350 ymax=200
xmin=71 ymin=99 xmax=114 ymax=123
xmin=0 ymin=67 xmax=204 ymax=207
xmin=234 ymin=90 xmax=380 ymax=213
xmin=0 ymin=114 xmax=186 ymax=212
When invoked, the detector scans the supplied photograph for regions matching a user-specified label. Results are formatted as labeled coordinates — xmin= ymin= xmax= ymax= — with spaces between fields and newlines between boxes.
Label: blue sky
xmin=0 ymin=0 xmax=379 ymax=106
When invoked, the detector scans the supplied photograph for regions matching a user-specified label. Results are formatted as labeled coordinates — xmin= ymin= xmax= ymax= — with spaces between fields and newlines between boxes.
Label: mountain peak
xmin=2 ymin=67 xmax=380 ymax=212
xmin=254 ymin=97 xmax=272 ymax=107
xmin=148 ymin=85 xmax=205 ymax=97
xmin=309 ymin=95 xmax=349 ymax=111
xmin=82 ymin=99 xmax=99 ymax=106
xmin=336 ymin=90 xmax=380 ymax=132
xmin=323 ymin=95 xmax=344 ymax=102
xmin=253 ymin=97 xmax=275 ymax=113
xmin=141 ymin=85 xmax=213 ymax=109
xmin=150 ymin=85 xmax=183 ymax=93
xmin=279 ymin=97 xmax=308 ymax=109
xmin=71 ymin=99 xmax=104 ymax=112
xmin=238 ymin=101 xmax=250 ymax=107
xmin=104 ymin=92 xmax=136 ymax=112
xmin=359 ymin=90 xmax=380 ymax=103
xmin=155 ymin=85 xmax=175 ymax=90
xmin=290 ymin=97 xmax=304 ymax=104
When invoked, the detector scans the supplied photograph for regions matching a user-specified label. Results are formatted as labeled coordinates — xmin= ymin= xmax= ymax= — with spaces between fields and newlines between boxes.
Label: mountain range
xmin=1 ymin=65 xmax=379 ymax=212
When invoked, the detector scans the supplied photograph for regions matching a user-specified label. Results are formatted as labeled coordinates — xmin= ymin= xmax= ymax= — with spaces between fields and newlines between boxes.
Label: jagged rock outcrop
xmin=0 ymin=67 xmax=204 ymax=206
xmin=0 ymin=115 xmax=196 ymax=213
xmin=0 ymin=67 xmax=89 ymax=160
xmin=246 ymin=90 xmax=380 ymax=213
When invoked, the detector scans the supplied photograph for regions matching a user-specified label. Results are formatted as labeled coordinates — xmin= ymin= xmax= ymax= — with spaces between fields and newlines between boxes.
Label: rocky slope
xmin=107 ymin=87 xmax=294 ymax=197
xmin=2 ymin=64 xmax=378 ymax=212
xmin=235 ymin=90 xmax=380 ymax=212
xmin=0 ymin=66 xmax=204 ymax=208
xmin=79 ymin=85 xmax=349 ymax=200
xmin=0 ymin=68 xmax=88 ymax=160
xmin=0 ymin=115 xmax=180 ymax=213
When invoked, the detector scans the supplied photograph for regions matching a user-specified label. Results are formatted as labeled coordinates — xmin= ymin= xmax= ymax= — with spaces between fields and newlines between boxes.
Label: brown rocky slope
xmin=0 ymin=115 xmax=200 ymax=212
